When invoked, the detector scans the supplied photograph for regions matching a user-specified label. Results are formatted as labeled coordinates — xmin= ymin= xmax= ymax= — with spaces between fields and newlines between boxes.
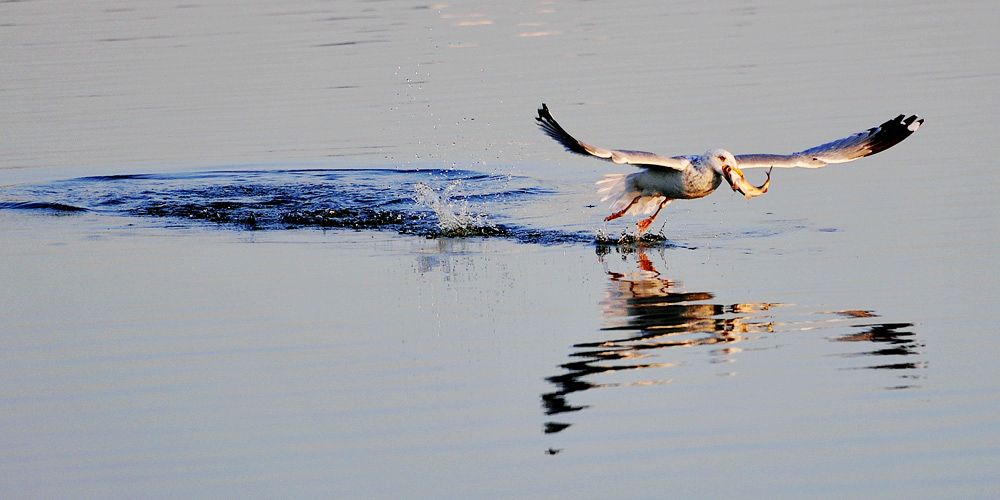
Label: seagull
xmin=535 ymin=103 xmax=923 ymax=234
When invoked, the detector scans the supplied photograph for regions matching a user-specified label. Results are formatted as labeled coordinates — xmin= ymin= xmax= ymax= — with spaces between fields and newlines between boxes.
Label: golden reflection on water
xmin=541 ymin=246 xmax=926 ymax=439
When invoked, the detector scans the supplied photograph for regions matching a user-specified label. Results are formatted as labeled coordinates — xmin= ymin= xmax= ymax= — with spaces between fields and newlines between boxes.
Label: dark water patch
xmin=281 ymin=207 xmax=408 ymax=229
xmin=0 ymin=201 xmax=88 ymax=212
xmin=314 ymin=39 xmax=387 ymax=47
xmin=76 ymin=173 xmax=161 ymax=181
xmin=0 ymin=168 xmax=604 ymax=245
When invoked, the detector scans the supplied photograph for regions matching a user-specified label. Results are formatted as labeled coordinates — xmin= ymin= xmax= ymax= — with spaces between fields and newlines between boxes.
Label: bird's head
xmin=707 ymin=148 xmax=772 ymax=200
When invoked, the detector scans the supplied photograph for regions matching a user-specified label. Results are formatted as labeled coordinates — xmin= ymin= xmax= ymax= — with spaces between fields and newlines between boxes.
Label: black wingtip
xmin=535 ymin=103 xmax=589 ymax=156
xmin=863 ymin=113 xmax=923 ymax=157
xmin=536 ymin=103 xmax=552 ymax=123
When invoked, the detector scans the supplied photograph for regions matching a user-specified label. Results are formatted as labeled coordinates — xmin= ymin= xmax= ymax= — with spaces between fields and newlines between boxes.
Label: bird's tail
xmin=596 ymin=173 xmax=666 ymax=216
xmin=596 ymin=173 xmax=628 ymax=203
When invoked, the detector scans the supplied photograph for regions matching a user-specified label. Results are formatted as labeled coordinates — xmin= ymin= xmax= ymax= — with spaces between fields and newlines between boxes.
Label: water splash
xmin=413 ymin=181 xmax=505 ymax=237
xmin=595 ymin=227 xmax=670 ymax=248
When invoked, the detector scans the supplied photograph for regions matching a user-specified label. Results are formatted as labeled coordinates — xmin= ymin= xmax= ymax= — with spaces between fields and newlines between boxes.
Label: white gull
xmin=536 ymin=103 xmax=923 ymax=234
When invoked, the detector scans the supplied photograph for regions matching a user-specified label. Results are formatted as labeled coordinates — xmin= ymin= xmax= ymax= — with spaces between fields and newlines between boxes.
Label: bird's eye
xmin=717 ymin=155 xmax=726 ymax=161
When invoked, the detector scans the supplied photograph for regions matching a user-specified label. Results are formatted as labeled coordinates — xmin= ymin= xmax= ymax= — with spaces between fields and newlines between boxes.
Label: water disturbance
xmin=0 ymin=168 xmax=618 ymax=245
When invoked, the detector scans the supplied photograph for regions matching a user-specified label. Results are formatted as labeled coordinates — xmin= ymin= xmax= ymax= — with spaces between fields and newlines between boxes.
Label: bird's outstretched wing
xmin=536 ymin=103 xmax=690 ymax=171
xmin=735 ymin=114 xmax=923 ymax=169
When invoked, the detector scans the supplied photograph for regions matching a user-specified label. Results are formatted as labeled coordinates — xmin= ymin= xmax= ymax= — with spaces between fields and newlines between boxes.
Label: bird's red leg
xmin=637 ymin=198 xmax=670 ymax=234
xmin=605 ymin=195 xmax=642 ymax=222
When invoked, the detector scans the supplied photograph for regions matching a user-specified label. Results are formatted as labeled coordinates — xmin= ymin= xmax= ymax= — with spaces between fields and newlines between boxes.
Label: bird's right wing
xmin=736 ymin=114 xmax=923 ymax=169
xmin=536 ymin=104 xmax=690 ymax=171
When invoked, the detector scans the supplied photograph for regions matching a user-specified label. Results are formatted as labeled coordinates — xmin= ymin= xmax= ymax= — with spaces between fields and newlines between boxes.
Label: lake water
xmin=2 ymin=0 xmax=999 ymax=497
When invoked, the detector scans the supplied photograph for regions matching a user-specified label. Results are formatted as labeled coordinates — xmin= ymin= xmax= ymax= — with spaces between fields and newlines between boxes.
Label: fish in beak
xmin=723 ymin=165 xmax=773 ymax=200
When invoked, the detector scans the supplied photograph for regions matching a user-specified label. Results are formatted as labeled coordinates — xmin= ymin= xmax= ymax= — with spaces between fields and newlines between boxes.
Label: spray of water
xmin=595 ymin=227 xmax=668 ymax=246
xmin=413 ymin=181 xmax=498 ymax=236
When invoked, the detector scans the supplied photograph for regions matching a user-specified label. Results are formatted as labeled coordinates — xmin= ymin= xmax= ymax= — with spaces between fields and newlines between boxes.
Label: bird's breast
xmin=680 ymin=168 xmax=722 ymax=199
xmin=630 ymin=168 xmax=721 ymax=200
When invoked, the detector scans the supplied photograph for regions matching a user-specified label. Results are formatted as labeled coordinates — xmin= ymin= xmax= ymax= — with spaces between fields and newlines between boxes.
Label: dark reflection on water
xmin=542 ymin=247 xmax=926 ymax=437
xmin=834 ymin=321 xmax=927 ymax=390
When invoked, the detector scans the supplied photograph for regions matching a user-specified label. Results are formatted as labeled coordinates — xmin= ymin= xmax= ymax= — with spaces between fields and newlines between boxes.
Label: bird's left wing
xmin=536 ymin=104 xmax=690 ymax=171
xmin=736 ymin=114 xmax=923 ymax=169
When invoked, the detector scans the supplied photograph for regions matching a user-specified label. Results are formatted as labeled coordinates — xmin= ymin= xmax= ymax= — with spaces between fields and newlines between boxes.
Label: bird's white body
xmin=597 ymin=151 xmax=729 ymax=217
xmin=597 ymin=158 xmax=722 ymax=215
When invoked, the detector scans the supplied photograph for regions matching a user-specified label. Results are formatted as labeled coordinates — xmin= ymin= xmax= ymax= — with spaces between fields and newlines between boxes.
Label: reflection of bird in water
xmin=542 ymin=249 xmax=775 ymax=434
xmin=541 ymin=251 xmax=927 ymax=438
xmin=536 ymin=103 xmax=922 ymax=234
xmin=600 ymin=251 xmax=775 ymax=340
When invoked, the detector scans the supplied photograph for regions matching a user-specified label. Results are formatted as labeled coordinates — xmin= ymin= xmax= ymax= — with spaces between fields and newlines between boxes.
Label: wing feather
xmin=736 ymin=114 xmax=923 ymax=169
xmin=536 ymin=104 xmax=689 ymax=171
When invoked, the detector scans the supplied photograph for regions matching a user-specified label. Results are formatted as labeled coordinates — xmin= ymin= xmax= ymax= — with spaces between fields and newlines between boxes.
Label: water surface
xmin=2 ymin=0 xmax=999 ymax=497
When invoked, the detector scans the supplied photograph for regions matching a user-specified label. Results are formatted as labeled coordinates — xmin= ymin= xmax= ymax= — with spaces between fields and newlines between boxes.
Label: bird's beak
xmin=723 ymin=165 xmax=772 ymax=200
